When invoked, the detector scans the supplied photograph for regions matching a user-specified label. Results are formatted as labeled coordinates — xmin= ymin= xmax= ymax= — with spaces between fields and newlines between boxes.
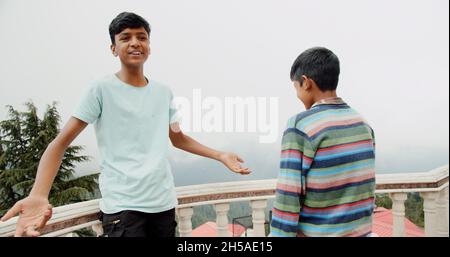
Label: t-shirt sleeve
xmin=72 ymin=84 xmax=102 ymax=124
xmin=169 ymin=90 xmax=182 ymax=125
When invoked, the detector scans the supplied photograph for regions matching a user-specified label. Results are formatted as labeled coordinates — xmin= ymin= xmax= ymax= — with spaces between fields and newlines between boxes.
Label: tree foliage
xmin=0 ymin=101 xmax=98 ymax=217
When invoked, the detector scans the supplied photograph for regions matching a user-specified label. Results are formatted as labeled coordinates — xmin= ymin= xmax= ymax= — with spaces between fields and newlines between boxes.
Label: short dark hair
xmin=290 ymin=47 xmax=340 ymax=91
xmin=109 ymin=12 xmax=151 ymax=44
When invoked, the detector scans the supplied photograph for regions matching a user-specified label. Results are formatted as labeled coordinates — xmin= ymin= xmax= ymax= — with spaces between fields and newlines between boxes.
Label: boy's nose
xmin=130 ymin=37 xmax=140 ymax=47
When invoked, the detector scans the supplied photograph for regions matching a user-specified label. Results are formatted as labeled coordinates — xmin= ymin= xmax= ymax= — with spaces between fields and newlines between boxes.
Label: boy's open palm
xmin=219 ymin=152 xmax=251 ymax=175
xmin=0 ymin=195 xmax=53 ymax=237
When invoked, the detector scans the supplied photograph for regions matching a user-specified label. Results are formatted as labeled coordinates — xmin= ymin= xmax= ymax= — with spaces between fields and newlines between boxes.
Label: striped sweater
xmin=270 ymin=97 xmax=376 ymax=237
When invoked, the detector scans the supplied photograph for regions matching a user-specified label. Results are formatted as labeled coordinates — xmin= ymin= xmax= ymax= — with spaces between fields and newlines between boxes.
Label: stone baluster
xmin=389 ymin=193 xmax=408 ymax=237
xmin=420 ymin=191 xmax=439 ymax=237
xmin=250 ymin=200 xmax=268 ymax=237
xmin=177 ymin=207 xmax=194 ymax=237
xmin=214 ymin=203 xmax=231 ymax=237
xmin=436 ymin=186 xmax=449 ymax=237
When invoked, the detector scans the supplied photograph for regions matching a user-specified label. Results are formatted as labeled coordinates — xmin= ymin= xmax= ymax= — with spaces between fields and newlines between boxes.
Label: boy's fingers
xmin=29 ymin=230 xmax=41 ymax=237
xmin=25 ymin=226 xmax=40 ymax=237
xmin=37 ymin=211 xmax=51 ymax=228
xmin=44 ymin=208 xmax=52 ymax=220
xmin=236 ymin=156 xmax=244 ymax=163
xmin=1 ymin=203 xmax=21 ymax=222
xmin=14 ymin=226 xmax=25 ymax=237
xmin=237 ymin=168 xmax=251 ymax=174
xmin=28 ymin=231 xmax=41 ymax=237
xmin=243 ymin=168 xmax=251 ymax=173
xmin=46 ymin=206 xmax=53 ymax=216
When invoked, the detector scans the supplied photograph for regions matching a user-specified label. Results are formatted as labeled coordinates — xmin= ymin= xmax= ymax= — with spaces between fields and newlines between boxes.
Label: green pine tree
xmin=0 ymin=101 xmax=99 ymax=221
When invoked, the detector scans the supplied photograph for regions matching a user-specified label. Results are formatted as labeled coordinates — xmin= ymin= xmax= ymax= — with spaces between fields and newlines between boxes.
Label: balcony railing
xmin=0 ymin=165 xmax=448 ymax=237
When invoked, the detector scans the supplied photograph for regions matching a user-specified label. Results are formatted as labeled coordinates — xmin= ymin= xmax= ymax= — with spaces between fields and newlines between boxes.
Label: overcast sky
xmin=0 ymin=0 xmax=448 ymax=185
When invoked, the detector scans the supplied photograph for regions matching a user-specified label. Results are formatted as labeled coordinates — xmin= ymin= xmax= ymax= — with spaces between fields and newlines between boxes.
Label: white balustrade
xmin=420 ymin=191 xmax=439 ymax=237
xmin=214 ymin=203 xmax=231 ymax=237
xmin=0 ymin=165 xmax=448 ymax=237
xmin=250 ymin=200 xmax=268 ymax=237
xmin=389 ymin=193 xmax=408 ymax=237
xmin=176 ymin=207 xmax=194 ymax=237
xmin=436 ymin=186 xmax=449 ymax=237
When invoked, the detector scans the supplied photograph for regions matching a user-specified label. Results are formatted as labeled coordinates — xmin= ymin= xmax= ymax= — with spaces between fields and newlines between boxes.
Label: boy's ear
xmin=110 ymin=44 xmax=117 ymax=57
xmin=301 ymin=75 xmax=312 ymax=91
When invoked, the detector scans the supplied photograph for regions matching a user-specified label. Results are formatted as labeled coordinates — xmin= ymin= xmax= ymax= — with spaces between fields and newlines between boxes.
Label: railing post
xmin=214 ymin=203 xmax=231 ymax=237
xmin=420 ymin=191 xmax=439 ymax=237
xmin=250 ymin=200 xmax=268 ymax=237
xmin=177 ymin=207 xmax=194 ymax=237
xmin=436 ymin=186 xmax=449 ymax=237
xmin=91 ymin=223 xmax=103 ymax=237
xmin=389 ymin=193 xmax=408 ymax=237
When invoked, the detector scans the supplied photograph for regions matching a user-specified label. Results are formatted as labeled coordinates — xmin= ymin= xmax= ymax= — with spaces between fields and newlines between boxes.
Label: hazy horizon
xmin=0 ymin=0 xmax=448 ymax=186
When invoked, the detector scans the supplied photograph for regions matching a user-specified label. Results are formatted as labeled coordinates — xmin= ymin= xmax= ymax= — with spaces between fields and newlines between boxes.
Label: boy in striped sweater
xmin=270 ymin=47 xmax=376 ymax=237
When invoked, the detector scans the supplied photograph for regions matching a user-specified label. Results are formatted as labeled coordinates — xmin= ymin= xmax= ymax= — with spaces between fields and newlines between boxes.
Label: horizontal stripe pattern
xmin=270 ymin=98 xmax=376 ymax=237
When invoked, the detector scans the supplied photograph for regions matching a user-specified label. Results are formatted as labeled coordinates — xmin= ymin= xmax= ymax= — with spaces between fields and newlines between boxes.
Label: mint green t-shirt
xmin=73 ymin=74 xmax=181 ymax=214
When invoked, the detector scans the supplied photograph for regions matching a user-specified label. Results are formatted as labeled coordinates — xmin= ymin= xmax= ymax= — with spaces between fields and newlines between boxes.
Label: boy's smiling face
xmin=111 ymin=27 xmax=150 ymax=68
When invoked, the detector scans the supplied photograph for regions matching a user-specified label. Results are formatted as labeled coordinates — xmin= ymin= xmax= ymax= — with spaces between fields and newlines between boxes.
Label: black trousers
xmin=99 ymin=208 xmax=177 ymax=237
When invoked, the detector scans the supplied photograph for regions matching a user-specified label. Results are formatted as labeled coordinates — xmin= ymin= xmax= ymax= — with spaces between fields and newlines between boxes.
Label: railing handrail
xmin=376 ymin=165 xmax=449 ymax=185
xmin=375 ymin=165 xmax=449 ymax=193
xmin=0 ymin=164 xmax=448 ymax=237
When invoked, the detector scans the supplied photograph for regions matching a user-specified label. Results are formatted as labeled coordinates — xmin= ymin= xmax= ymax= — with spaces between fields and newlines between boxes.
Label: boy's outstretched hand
xmin=0 ymin=195 xmax=53 ymax=237
xmin=168 ymin=126 xmax=251 ymax=175
xmin=218 ymin=152 xmax=251 ymax=175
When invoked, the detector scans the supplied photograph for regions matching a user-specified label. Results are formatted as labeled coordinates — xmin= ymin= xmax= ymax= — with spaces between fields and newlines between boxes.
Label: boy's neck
xmin=117 ymin=66 xmax=147 ymax=87
xmin=312 ymin=90 xmax=338 ymax=104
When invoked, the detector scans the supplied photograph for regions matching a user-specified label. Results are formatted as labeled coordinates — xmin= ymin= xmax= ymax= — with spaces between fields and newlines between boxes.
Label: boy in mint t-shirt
xmin=1 ymin=12 xmax=250 ymax=237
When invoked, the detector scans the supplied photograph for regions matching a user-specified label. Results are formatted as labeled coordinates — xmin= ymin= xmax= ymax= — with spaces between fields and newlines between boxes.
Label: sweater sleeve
xmin=270 ymin=126 xmax=315 ymax=237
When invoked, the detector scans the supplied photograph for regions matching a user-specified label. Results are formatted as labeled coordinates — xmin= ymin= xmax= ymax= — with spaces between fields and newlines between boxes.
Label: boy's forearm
xmin=29 ymin=140 xmax=67 ymax=198
xmin=173 ymin=133 xmax=223 ymax=161
xmin=28 ymin=117 xmax=87 ymax=198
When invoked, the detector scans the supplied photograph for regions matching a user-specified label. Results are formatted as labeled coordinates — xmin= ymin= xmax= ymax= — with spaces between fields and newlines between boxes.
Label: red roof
xmin=192 ymin=221 xmax=247 ymax=237
xmin=191 ymin=208 xmax=424 ymax=237
xmin=372 ymin=207 xmax=424 ymax=237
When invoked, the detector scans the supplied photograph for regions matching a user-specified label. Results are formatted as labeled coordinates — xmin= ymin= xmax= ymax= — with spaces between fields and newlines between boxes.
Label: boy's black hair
xmin=290 ymin=47 xmax=340 ymax=91
xmin=109 ymin=12 xmax=151 ymax=44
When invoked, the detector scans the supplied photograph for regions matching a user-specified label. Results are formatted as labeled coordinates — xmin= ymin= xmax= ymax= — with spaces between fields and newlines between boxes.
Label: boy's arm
xmin=270 ymin=128 xmax=313 ymax=237
xmin=0 ymin=117 xmax=88 ymax=236
xmin=169 ymin=123 xmax=250 ymax=175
